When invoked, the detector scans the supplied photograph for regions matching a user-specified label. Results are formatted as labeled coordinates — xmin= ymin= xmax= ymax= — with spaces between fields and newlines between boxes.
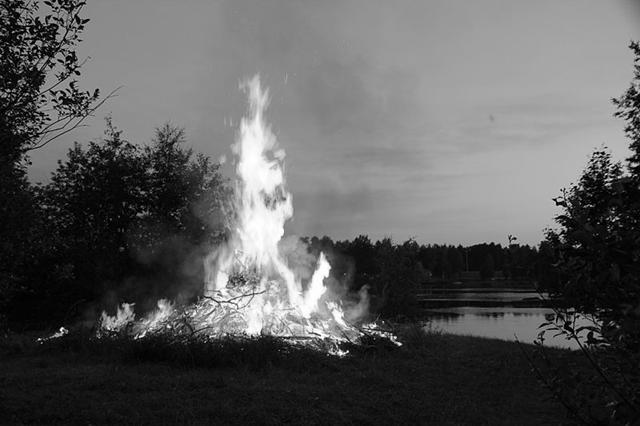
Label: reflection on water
xmin=441 ymin=291 xmax=545 ymax=302
xmin=424 ymin=307 xmax=580 ymax=349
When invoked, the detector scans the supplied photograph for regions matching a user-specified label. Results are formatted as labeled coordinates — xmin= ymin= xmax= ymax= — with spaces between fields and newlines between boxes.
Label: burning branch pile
xmin=97 ymin=75 xmax=399 ymax=354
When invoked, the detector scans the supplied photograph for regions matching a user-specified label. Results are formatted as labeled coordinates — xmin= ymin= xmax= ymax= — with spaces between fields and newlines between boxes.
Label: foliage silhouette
xmin=0 ymin=0 xmax=108 ymax=326
xmin=5 ymin=120 xmax=228 ymax=327
xmin=537 ymin=41 xmax=640 ymax=425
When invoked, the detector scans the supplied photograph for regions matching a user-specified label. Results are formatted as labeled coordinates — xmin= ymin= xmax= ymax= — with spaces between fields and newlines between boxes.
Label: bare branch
xmin=37 ymin=57 xmax=91 ymax=97
xmin=27 ymin=86 xmax=121 ymax=152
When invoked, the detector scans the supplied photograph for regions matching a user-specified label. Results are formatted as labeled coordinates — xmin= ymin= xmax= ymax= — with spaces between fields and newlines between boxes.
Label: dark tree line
xmin=415 ymin=242 xmax=539 ymax=281
xmin=303 ymin=235 xmax=544 ymax=319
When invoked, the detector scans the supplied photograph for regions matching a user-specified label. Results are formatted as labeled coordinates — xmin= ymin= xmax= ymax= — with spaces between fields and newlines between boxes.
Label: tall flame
xmin=208 ymin=76 xmax=303 ymax=307
xmin=98 ymin=75 xmax=366 ymax=343
xmin=201 ymin=74 xmax=333 ymax=333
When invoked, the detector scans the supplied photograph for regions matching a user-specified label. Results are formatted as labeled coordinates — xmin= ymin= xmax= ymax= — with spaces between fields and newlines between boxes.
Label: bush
xmin=538 ymin=42 xmax=640 ymax=425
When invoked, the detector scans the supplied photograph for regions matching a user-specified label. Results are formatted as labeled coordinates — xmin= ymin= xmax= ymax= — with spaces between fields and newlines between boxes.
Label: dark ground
xmin=0 ymin=330 xmax=572 ymax=425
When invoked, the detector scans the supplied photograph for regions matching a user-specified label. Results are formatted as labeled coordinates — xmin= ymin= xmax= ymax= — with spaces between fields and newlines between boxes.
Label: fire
xmin=97 ymin=75 xmax=397 ymax=350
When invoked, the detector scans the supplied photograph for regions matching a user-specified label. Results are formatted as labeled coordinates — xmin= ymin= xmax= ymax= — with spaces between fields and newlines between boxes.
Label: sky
xmin=28 ymin=0 xmax=640 ymax=246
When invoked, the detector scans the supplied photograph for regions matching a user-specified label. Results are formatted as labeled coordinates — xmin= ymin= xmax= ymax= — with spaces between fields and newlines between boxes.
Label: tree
xmin=0 ymin=0 xmax=108 ymax=325
xmin=438 ymin=246 xmax=452 ymax=280
xmin=613 ymin=41 xmax=640 ymax=179
xmin=538 ymin=150 xmax=640 ymax=425
xmin=448 ymin=246 xmax=464 ymax=279
xmin=0 ymin=0 xmax=108 ymax=157
xmin=133 ymin=123 xmax=228 ymax=308
xmin=544 ymin=150 xmax=627 ymax=314
xmin=6 ymin=120 xmax=229 ymax=325
xmin=536 ymin=42 xmax=640 ymax=425
xmin=370 ymin=238 xmax=425 ymax=318
xmin=142 ymin=123 xmax=227 ymax=245
xmin=27 ymin=119 xmax=149 ymax=321
xmin=479 ymin=254 xmax=495 ymax=280
xmin=345 ymin=235 xmax=377 ymax=291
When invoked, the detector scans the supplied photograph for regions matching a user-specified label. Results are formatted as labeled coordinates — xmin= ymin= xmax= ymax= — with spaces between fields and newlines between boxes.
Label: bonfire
xmin=97 ymin=75 xmax=398 ymax=353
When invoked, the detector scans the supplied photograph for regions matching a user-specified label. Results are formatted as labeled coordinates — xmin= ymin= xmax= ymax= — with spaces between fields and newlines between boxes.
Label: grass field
xmin=0 ymin=328 xmax=573 ymax=425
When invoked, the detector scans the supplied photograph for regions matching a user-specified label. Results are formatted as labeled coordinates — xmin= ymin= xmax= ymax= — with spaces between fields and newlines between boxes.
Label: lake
xmin=420 ymin=289 xmax=581 ymax=349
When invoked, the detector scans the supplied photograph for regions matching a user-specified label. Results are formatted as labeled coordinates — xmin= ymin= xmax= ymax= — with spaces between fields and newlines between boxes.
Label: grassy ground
xmin=0 ymin=329 xmax=572 ymax=425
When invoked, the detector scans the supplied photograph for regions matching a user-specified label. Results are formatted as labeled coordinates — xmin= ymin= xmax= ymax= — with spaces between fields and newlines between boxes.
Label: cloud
xmin=29 ymin=0 xmax=640 ymax=246
xmin=433 ymin=94 xmax=615 ymax=155
xmin=287 ymin=184 xmax=375 ymax=237
xmin=294 ymin=185 xmax=375 ymax=218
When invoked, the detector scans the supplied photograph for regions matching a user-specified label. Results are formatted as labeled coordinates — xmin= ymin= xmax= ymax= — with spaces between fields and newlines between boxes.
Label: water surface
xmin=424 ymin=306 xmax=580 ymax=349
